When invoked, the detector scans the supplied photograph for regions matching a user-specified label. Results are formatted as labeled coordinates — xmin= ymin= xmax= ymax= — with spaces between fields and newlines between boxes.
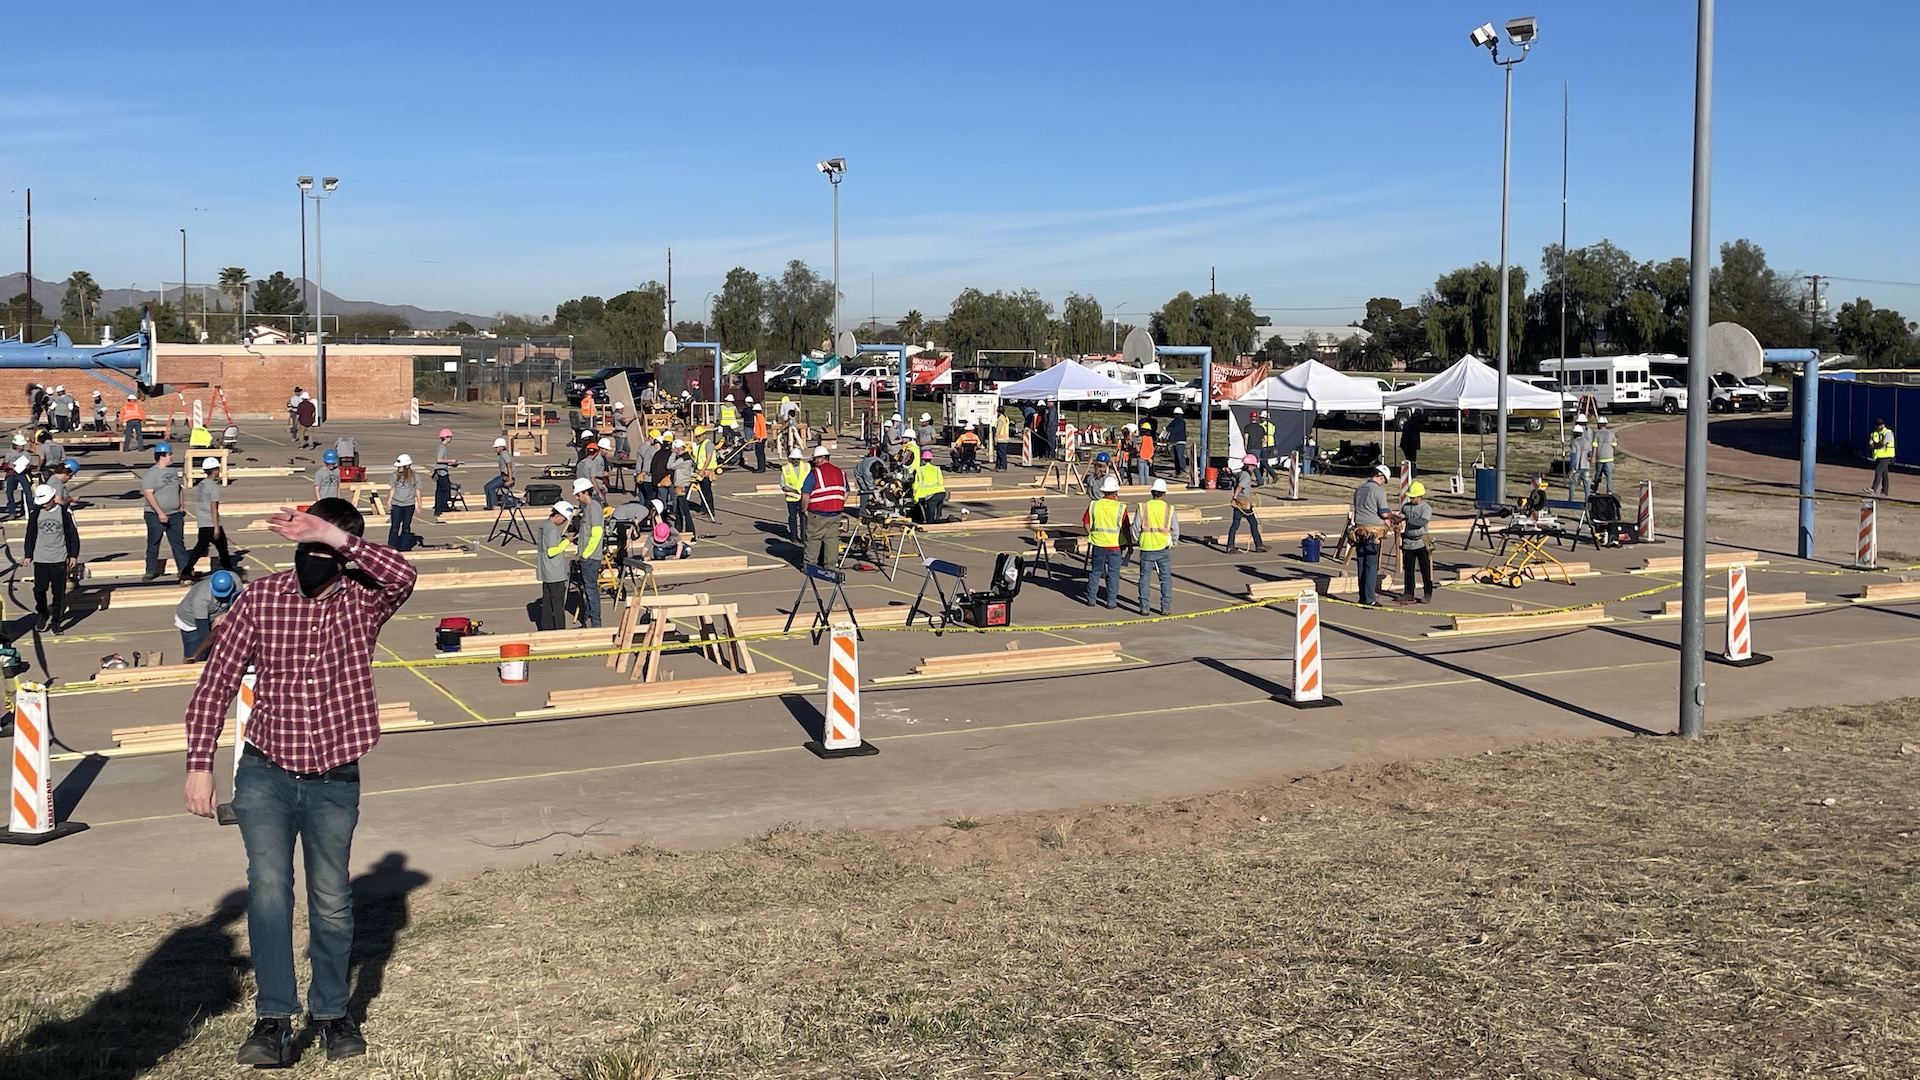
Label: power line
xmin=1822 ymin=275 xmax=1920 ymax=289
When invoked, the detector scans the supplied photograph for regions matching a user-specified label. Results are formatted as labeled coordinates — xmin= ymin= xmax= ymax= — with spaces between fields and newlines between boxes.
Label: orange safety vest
xmin=754 ymin=413 xmax=768 ymax=439
xmin=118 ymin=401 xmax=145 ymax=423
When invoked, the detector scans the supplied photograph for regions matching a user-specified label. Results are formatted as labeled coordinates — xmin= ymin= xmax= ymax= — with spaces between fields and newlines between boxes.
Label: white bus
xmin=1539 ymin=354 xmax=1654 ymax=410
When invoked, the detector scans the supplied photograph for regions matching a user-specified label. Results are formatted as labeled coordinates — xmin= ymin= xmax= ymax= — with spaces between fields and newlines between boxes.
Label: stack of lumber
xmin=727 ymin=605 xmax=912 ymax=636
xmin=1849 ymin=579 xmax=1920 ymax=604
xmin=110 ymin=702 xmax=425 ymax=753
xmin=515 ymin=671 xmax=809 ymax=719
xmin=1429 ymin=604 xmax=1610 ymax=637
xmin=1655 ymin=591 xmax=1812 ymax=619
xmin=874 ymin=640 xmax=1123 ymax=684
xmin=1245 ymin=578 xmax=1320 ymax=602
xmin=95 ymin=661 xmax=199 ymax=688
xmin=1631 ymin=550 xmax=1763 ymax=574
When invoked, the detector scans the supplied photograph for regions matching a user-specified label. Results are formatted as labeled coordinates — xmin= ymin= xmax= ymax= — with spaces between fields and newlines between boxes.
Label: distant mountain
xmin=0 ymin=273 xmax=493 ymax=332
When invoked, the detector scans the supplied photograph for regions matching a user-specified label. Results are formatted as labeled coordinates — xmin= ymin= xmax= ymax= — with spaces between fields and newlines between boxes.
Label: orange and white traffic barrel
xmin=811 ymin=621 xmax=878 ymax=758
xmin=1717 ymin=563 xmax=1770 ymax=667
xmin=1637 ymin=481 xmax=1655 ymax=544
xmin=2 ymin=683 xmax=88 ymax=844
xmin=1856 ymin=498 xmax=1878 ymax=569
xmin=1281 ymin=591 xmax=1341 ymax=708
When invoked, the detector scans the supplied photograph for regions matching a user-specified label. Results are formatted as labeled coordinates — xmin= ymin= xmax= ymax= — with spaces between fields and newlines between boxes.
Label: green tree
xmin=1423 ymin=263 xmax=1526 ymax=362
xmin=61 ymin=271 xmax=102 ymax=333
xmin=1710 ymin=239 xmax=1805 ymax=347
xmin=446 ymin=320 xmax=477 ymax=335
xmin=553 ymin=295 xmax=606 ymax=332
xmin=251 ymin=271 xmax=303 ymax=315
xmin=603 ymin=283 xmax=669 ymax=361
xmin=1057 ymin=293 xmax=1105 ymax=356
xmin=711 ymin=267 xmax=767 ymax=354
xmin=764 ymin=261 xmax=835 ymax=363
xmin=491 ymin=312 xmax=552 ymax=337
xmin=334 ymin=312 xmax=412 ymax=338
xmin=1834 ymin=299 xmax=1918 ymax=366
xmin=1355 ymin=297 xmax=1427 ymax=369
xmin=941 ymin=287 xmax=1053 ymax=367
xmin=897 ymin=309 xmax=926 ymax=346
xmin=4 ymin=293 xmax=44 ymax=335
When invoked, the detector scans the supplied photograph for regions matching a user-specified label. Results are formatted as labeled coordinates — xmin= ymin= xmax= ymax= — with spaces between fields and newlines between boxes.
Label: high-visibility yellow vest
xmin=901 ymin=439 xmax=920 ymax=463
xmin=1136 ymin=499 xmax=1173 ymax=552
xmin=915 ymin=462 xmax=946 ymax=498
xmin=1088 ymin=497 xmax=1123 ymax=548
xmin=189 ymin=425 xmax=214 ymax=448
xmin=695 ymin=439 xmax=718 ymax=472
xmin=1872 ymin=429 xmax=1896 ymax=460
xmin=720 ymin=404 xmax=738 ymax=427
xmin=781 ymin=462 xmax=810 ymax=502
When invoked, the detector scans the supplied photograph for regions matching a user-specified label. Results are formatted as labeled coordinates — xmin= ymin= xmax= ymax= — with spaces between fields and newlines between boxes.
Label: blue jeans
xmin=1135 ymin=460 xmax=1151 ymax=484
xmin=1137 ymin=549 xmax=1172 ymax=613
xmin=144 ymin=510 xmax=190 ymax=577
xmin=577 ymin=557 xmax=603 ymax=627
xmin=1172 ymin=442 xmax=1189 ymax=477
xmin=1226 ymin=506 xmax=1263 ymax=550
xmin=1568 ymin=468 xmax=1589 ymax=501
xmin=1085 ymin=545 xmax=1122 ymax=607
xmin=3 ymin=471 xmax=28 ymax=515
xmin=232 ymin=750 xmax=360 ymax=1020
xmin=1595 ymin=460 xmax=1614 ymax=493
xmin=122 ymin=419 xmax=145 ymax=451
xmin=388 ymin=504 xmax=415 ymax=549
xmin=1354 ymin=536 xmax=1381 ymax=605
xmin=786 ymin=500 xmax=804 ymax=539
xmin=433 ymin=471 xmax=452 ymax=515
xmin=180 ymin=617 xmax=212 ymax=661
xmin=483 ymin=474 xmax=508 ymax=510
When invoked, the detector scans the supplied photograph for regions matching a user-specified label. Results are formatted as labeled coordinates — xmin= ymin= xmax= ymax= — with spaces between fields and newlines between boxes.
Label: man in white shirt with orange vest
xmin=1134 ymin=478 xmax=1179 ymax=615
xmin=797 ymin=444 xmax=847 ymax=567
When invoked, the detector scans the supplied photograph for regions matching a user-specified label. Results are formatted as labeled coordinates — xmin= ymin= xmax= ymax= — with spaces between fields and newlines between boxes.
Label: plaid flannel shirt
xmin=184 ymin=534 xmax=417 ymax=774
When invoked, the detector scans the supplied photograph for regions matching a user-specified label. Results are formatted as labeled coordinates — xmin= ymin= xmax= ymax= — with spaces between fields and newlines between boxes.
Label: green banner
xmin=722 ymin=350 xmax=758 ymax=375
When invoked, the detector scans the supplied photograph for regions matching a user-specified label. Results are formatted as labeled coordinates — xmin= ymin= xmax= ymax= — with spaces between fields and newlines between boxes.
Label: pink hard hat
xmin=438 ymin=428 xmax=453 ymax=438
xmin=1242 ymin=454 xmax=1257 ymax=465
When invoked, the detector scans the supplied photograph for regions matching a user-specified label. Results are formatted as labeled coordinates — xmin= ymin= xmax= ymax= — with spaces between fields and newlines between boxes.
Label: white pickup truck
xmin=1650 ymin=374 xmax=1689 ymax=413
xmin=1708 ymin=371 xmax=1767 ymax=412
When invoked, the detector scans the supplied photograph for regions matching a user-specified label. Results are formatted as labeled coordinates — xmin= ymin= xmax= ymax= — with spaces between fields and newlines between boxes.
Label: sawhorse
xmin=783 ymin=564 xmax=864 ymax=643
xmin=907 ymin=558 xmax=969 ymax=631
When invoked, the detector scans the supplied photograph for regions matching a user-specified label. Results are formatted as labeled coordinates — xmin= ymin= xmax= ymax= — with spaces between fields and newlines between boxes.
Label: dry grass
xmin=4 ymin=699 xmax=1919 ymax=1078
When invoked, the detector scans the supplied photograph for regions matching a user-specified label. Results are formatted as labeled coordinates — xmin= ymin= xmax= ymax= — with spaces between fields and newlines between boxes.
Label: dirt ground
xmin=2 ymin=696 xmax=1915 ymax=1079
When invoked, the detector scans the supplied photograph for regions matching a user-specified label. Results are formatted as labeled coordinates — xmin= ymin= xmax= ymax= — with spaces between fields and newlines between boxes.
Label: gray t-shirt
xmin=193 ymin=476 xmax=220 ymax=528
xmin=1352 ymin=480 xmax=1388 ymax=527
xmin=1401 ymin=501 xmax=1432 ymax=551
xmin=536 ymin=517 xmax=572 ymax=583
xmin=31 ymin=508 xmax=71 ymax=564
xmin=576 ymin=454 xmax=606 ymax=483
xmin=45 ymin=475 xmax=68 ymax=504
xmin=1593 ymin=429 xmax=1617 ymax=462
xmin=1569 ymin=435 xmax=1593 ymax=469
xmin=668 ymin=454 xmax=694 ymax=489
xmin=1232 ymin=470 xmax=1257 ymax=502
xmin=496 ymin=451 xmax=513 ymax=476
xmin=390 ymin=470 xmax=419 ymax=507
xmin=39 ymin=439 xmax=63 ymax=467
xmin=435 ymin=443 xmax=455 ymax=473
xmin=314 ymin=466 xmax=340 ymax=501
xmin=143 ymin=462 xmax=183 ymax=515
xmin=174 ymin=577 xmax=237 ymax=630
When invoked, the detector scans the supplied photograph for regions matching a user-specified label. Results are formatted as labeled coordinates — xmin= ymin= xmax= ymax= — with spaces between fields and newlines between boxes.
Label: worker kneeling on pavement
xmin=176 ymin=569 xmax=243 ymax=661
xmin=913 ymin=449 xmax=948 ymax=524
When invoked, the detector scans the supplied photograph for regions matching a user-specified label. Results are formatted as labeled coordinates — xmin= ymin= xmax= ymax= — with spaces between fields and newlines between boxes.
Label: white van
xmin=1539 ymin=355 xmax=1654 ymax=410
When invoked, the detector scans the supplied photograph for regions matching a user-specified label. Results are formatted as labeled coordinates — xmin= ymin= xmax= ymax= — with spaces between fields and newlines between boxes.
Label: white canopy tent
xmin=994 ymin=360 xmax=1135 ymax=402
xmin=1227 ymin=360 xmax=1387 ymax=461
xmin=1382 ymin=354 xmax=1562 ymax=479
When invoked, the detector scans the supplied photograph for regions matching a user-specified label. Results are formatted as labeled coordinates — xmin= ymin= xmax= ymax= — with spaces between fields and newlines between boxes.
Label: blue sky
xmin=5 ymin=0 xmax=1917 ymax=329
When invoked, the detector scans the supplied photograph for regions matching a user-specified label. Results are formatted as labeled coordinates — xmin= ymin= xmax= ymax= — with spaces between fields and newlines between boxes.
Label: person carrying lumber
xmin=914 ymin=450 xmax=949 ymax=525
xmin=142 ymin=442 xmax=192 ymax=583
xmin=182 ymin=456 xmax=235 ymax=578
xmin=119 ymin=393 xmax=146 ymax=451
xmin=1134 ymin=478 xmax=1179 ymax=615
xmin=1869 ymin=417 xmax=1895 ymax=496
xmin=799 ymin=444 xmax=847 ymax=567
xmin=571 ymin=478 xmax=606 ymax=628
xmin=537 ymin=501 xmax=576 ymax=631
xmin=1350 ymin=464 xmax=1394 ymax=606
xmin=779 ymin=447 xmax=811 ymax=540
xmin=1083 ymin=474 xmax=1131 ymax=609
xmin=26 ymin=482 xmax=78 ymax=635
xmin=4 ymin=453 xmax=31 ymax=519
xmin=175 ymin=569 xmax=241 ymax=661
xmin=1396 ymin=481 xmax=1434 ymax=605
xmin=484 ymin=437 xmax=513 ymax=510
xmin=312 ymin=449 xmax=342 ymax=505
xmin=183 ymin=498 xmax=417 ymax=1067
xmin=1223 ymin=455 xmax=1268 ymax=554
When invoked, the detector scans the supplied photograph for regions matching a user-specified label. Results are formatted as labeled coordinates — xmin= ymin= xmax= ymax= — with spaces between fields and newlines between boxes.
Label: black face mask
xmin=294 ymin=544 xmax=345 ymax=598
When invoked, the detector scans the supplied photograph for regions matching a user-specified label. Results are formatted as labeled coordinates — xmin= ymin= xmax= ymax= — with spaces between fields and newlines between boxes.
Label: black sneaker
xmin=314 ymin=1016 xmax=367 ymax=1060
xmin=236 ymin=1016 xmax=293 ymax=1066
xmin=33 ymin=616 xmax=49 ymax=634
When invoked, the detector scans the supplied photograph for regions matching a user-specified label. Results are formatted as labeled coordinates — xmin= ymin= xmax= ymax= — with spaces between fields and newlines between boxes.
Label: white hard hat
xmin=493 ymin=437 xmax=508 ymax=447
xmin=812 ymin=444 xmax=830 ymax=457
xmin=395 ymin=453 xmax=413 ymax=467
xmin=672 ymin=438 xmax=686 ymax=449
xmin=920 ymin=412 xmax=930 ymax=422
xmin=53 ymin=385 xmax=63 ymax=392
xmin=1373 ymin=464 xmax=1392 ymax=478
xmin=1572 ymin=424 xmax=1585 ymax=433
xmin=10 ymin=434 xmax=23 ymax=446
xmin=612 ymin=401 xmax=625 ymax=410
xmin=31 ymin=483 xmax=54 ymax=506
xmin=725 ymin=394 xmax=735 ymax=401
xmin=890 ymin=413 xmax=902 ymax=422
xmin=1598 ymin=416 xmax=1609 ymax=425
xmin=1124 ymin=423 xmax=1136 ymax=431
xmin=552 ymin=501 xmax=575 ymax=519
xmin=126 ymin=394 xmax=137 ymax=401
xmin=1173 ymin=406 xmax=1184 ymax=415
xmin=1150 ymin=478 xmax=1167 ymax=494
xmin=202 ymin=456 xmax=223 ymax=471
xmin=789 ymin=448 xmax=804 ymax=459
xmin=650 ymin=498 xmax=664 ymax=511
xmin=572 ymin=477 xmax=594 ymax=494
xmin=1100 ymin=476 xmax=1120 ymax=493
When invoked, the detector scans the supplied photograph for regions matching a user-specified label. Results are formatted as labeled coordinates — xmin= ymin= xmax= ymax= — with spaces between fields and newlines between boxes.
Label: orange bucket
xmin=1203 ymin=466 xmax=1219 ymax=489
xmin=497 ymin=642 xmax=531 ymax=683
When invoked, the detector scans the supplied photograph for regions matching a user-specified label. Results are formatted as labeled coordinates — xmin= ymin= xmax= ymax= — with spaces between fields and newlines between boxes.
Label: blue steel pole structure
xmin=1678 ymin=0 xmax=1714 ymax=740
xmin=1763 ymin=348 xmax=1821 ymax=557
xmin=1154 ymin=345 xmax=1213 ymax=486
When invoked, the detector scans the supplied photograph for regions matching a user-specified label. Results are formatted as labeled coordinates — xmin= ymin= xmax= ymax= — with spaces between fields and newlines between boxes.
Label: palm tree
xmin=61 ymin=271 xmax=102 ymax=335
xmin=898 ymin=309 xmax=925 ymax=345
xmin=218 ymin=267 xmax=249 ymax=341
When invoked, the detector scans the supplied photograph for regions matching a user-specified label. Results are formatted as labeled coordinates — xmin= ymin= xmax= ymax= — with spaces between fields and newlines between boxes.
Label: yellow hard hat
xmin=1407 ymin=481 xmax=1426 ymax=498
xmin=694 ymin=425 xmax=709 ymax=436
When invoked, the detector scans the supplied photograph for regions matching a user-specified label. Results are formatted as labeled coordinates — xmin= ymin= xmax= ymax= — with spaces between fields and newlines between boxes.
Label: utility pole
xmin=23 ymin=189 xmax=32 ymax=340
xmin=1210 ymin=266 xmax=1216 ymax=294
xmin=1806 ymin=273 xmax=1824 ymax=350
xmin=1678 ymin=0 xmax=1715 ymax=741
xmin=666 ymin=248 xmax=675 ymax=339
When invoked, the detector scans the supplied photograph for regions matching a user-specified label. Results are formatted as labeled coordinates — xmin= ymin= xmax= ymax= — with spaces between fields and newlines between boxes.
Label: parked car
xmin=1742 ymin=374 xmax=1789 ymax=410
xmin=1514 ymin=374 xmax=1580 ymax=420
xmin=765 ymin=363 xmax=811 ymax=393
xmin=566 ymin=366 xmax=654 ymax=406
xmin=1650 ymin=374 xmax=1689 ymax=413
xmin=1326 ymin=377 xmax=1400 ymax=427
xmin=1708 ymin=371 xmax=1766 ymax=412
xmin=981 ymin=365 xmax=1039 ymax=392
xmin=841 ymin=365 xmax=895 ymax=395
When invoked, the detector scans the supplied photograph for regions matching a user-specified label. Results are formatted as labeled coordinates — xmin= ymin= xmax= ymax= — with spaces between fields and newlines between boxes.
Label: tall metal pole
xmin=299 ymin=187 xmax=309 ymax=332
xmin=1493 ymin=59 xmax=1515 ymax=502
xmin=1679 ymin=0 xmax=1716 ymax=740
xmin=315 ymin=196 xmax=326 ymax=424
xmin=832 ymin=175 xmax=841 ymax=430
xmin=1558 ymin=80 xmax=1569 ymax=445
xmin=180 ymin=228 xmax=188 ymax=317
xmin=23 ymin=189 xmax=31 ymax=340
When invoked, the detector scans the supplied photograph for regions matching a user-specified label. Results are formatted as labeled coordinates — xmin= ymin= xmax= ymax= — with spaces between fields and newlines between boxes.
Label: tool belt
xmin=1349 ymin=524 xmax=1387 ymax=542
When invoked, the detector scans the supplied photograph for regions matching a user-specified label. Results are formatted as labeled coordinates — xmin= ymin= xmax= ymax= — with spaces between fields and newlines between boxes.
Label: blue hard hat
xmin=322 ymin=449 xmax=339 ymax=465
xmin=153 ymin=442 xmax=172 ymax=454
xmin=209 ymin=570 xmax=239 ymax=599
xmin=1094 ymin=451 xmax=1111 ymax=464
xmin=61 ymin=458 xmax=78 ymax=473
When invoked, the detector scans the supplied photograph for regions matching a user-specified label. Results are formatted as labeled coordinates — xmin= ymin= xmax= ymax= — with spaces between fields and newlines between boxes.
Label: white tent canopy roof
xmin=1383 ymin=354 xmax=1560 ymax=411
xmin=994 ymin=359 xmax=1135 ymax=402
xmin=1233 ymin=359 xmax=1384 ymax=412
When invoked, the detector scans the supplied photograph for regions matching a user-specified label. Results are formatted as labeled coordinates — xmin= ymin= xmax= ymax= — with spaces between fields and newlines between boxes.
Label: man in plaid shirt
xmin=183 ymin=498 xmax=417 ymax=1066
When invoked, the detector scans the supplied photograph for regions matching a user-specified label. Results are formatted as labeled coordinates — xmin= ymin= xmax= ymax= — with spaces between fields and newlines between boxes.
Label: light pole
xmin=1112 ymin=302 xmax=1128 ymax=353
xmin=817 ymin=157 xmax=846 ymax=428
xmin=179 ymin=228 xmax=188 ymax=324
xmin=298 ymin=180 xmax=309 ymax=331
xmin=1678 ymin=0 xmax=1715 ymax=740
xmin=1470 ymin=15 xmax=1537 ymax=504
xmin=298 ymin=176 xmax=339 ymax=423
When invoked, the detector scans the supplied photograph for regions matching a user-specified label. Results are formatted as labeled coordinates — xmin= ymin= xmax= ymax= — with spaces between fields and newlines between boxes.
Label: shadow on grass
xmin=347 ymin=852 xmax=432 ymax=1024
xmin=0 ymin=890 xmax=250 ymax=1080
